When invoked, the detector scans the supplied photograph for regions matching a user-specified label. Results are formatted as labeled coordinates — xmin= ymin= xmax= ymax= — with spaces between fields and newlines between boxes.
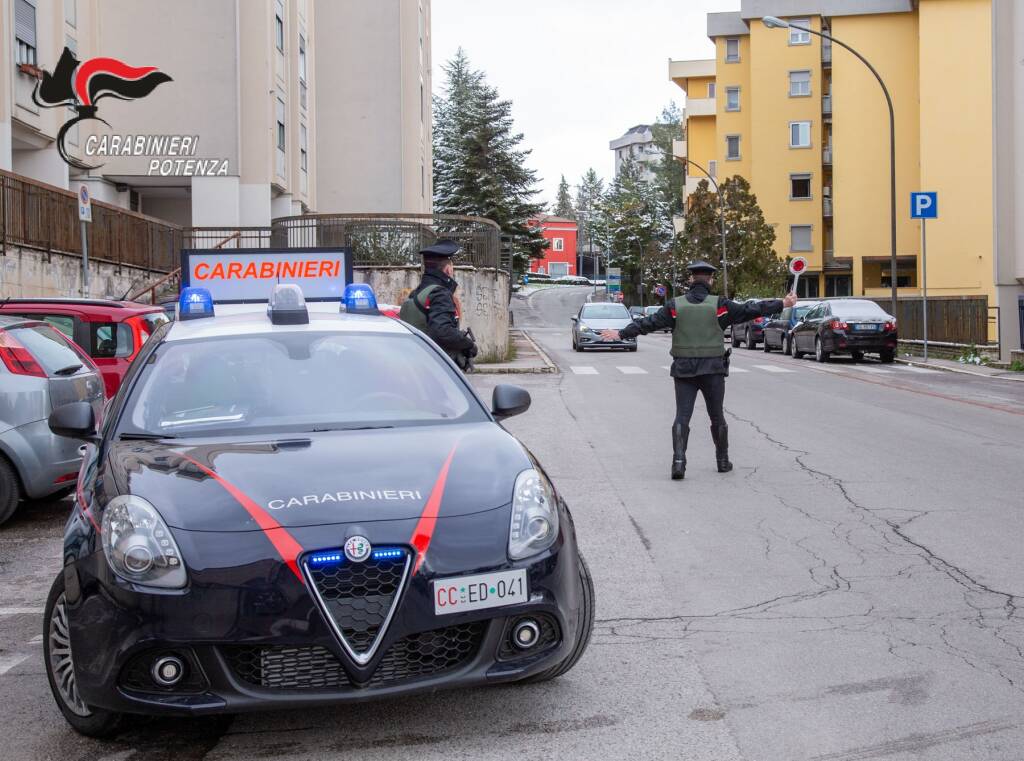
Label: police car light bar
xmin=342 ymin=283 xmax=380 ymax=315
xmin=178 ymin=287 xmax=215 ymax=321
xmin=267 ymin=284 xmax=309 ymax=325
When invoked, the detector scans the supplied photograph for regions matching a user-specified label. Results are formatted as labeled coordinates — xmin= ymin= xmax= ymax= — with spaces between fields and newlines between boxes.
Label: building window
xmin=789 ymin=70 xmax=811 ymax=97
xmin=64 ymin=0 xmax=76 ymax=27
xmin=552 ymin=238 xmax=565 ymax=252
xmin=15 ymin=0 xmax=37 ymax=66
xmin=707 ymin=82 xmax=716 ymax=98
xmin=708 ymin=160 xmax=717 ymax=178
xmin=726 ymin=135 xmax=741 ymax=160
xmin=276 ymin=98 xmax=286 ymax=151
xmin=795 ymin=275 xmax=820 ymax=298
xmin=299 ymin=34 xmax=307 ymax=80
xmin=299 ymin=124 xmax=308 ymax=172
xmin=826 ymin=275 xmax=851 ymax=297
xmin=790 ymin=173 xmax=812 ymax=199
xmin=790 ymin=121 xmax=812 ymax=148
xmin=420 ymin=82 xmax=425 ymax=123
xmin=725 ymin=87 xmax=740 ymax=111
xmin=275 ymin=0 xmax=285 ymax=52
xmin=725 ymin=38 xmax=740 ymax=63
xmin=789 ymin=18 xmax=811 ymax=45
xmin=790 ymin=225 xmax=813 ymax=252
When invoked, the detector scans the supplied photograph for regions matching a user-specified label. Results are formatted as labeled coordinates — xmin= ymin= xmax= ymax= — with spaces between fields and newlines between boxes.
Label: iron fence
xmin=866 ymin=295 xmax=989 ymax=345
xmin=0 ymin=169 xmax=180 ymax=271
xmin=183 ymin=227 xmax=273 ymax=250
xmin=271 ymin=213 xmax=503 ymax=270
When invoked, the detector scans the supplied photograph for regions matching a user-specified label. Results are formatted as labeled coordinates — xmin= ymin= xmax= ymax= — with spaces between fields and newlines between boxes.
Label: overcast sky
xmin=431 ymin=0 xmax=735 ymax=207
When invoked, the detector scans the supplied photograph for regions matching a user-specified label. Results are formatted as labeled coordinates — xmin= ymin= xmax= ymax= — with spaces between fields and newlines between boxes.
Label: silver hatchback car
xmin=0 ymin=316 xmax=104 ymax=525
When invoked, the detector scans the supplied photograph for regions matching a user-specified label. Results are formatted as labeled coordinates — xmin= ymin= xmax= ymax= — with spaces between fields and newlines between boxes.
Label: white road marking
xmin=661 ymin=366 xmax=671 ymax=370
xmin=0 ymin=654 xmax=31 ymax=676
xmin=28 ymin=635 xmax=43 ymax=645
xmin=849 ymin=366 xmax=893 ymax=374
xmin=0 ymin=608 xmax=44 ymax=616
xmin=900 ymin=365 xmax=940 ymax=374
xmin=753 ymin=365 xmax=795 ymax=373
xmin=617 ymin=366 xmax=648 ymax=375
xmin=729 ymin=367 xmax=750 ymax=373
xmin=570 ymin=366 xmax=599 ymax=375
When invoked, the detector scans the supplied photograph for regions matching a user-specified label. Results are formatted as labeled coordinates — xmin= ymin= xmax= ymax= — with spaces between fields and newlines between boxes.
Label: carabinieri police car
xmin=43 ymin=283 xmax=593 ymax=737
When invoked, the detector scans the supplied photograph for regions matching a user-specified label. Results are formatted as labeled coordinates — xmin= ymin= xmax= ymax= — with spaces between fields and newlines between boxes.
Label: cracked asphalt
xmin=1 ymin=285 xmax=1020 ymax=760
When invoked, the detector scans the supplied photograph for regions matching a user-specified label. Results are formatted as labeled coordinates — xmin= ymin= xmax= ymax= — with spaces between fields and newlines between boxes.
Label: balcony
xmin=686 ymin=97 xmax=716 ymax=117
xmin=822 ymin=94 xmax=832 ymax=116
xmin=822 ymin=41 xmax=832 ymax=66
xmin=823 ymin=145 xmax=833 ymax=165
xmin=823 ymin=197 xmax=833 ymax=217
xmin=672 ymin=139 xmax=687 ymax=159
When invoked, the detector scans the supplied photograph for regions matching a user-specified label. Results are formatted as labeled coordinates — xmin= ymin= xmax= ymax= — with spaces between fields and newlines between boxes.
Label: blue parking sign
xmin=910 ymin=192 xmax=937 ymax=219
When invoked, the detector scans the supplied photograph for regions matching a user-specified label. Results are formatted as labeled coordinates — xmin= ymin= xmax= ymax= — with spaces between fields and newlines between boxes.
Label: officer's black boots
xmin=671 ymin=424 xmax=689 ymax=480
xmin=711 ymin=424 xmax=733 ymax=473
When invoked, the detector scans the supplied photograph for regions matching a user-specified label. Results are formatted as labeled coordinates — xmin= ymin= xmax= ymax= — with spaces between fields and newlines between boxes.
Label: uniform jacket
xmin=409 ymin=269 xmax=475 ymax=353
xmin=619 ymin=283 xmax=784 ymax=378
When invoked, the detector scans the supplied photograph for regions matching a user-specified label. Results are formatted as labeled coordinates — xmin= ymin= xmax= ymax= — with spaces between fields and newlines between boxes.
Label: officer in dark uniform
xmin=601 ymin=261 xmax=796 ymax=479
xmin=405 ymin=239 xmax=478 ymax=366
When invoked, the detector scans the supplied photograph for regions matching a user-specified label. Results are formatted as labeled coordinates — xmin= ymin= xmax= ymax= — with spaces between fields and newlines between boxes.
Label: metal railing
xmin=823 ymin=146 xmax=833 ymax=165
xmin=822 ymin=41 xmax=833 ymax=64
xmin=823 ymin=197 xmax=833 ymax=217
xmin=823 ymin=94 xmax=832 ymax=114
xmin=0 ymin=169 xmax=180 ymax=271
xmin=183 ymin=227 xmax=273 ymax=250
xmin=866 ymin=295 xmax=989 ymax=344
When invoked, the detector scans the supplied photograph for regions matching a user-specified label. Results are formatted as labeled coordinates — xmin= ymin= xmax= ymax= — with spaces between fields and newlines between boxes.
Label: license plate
xmin=854 ymin=323 xmax=879 ymax=332
xmin=434 ymin=569 xmax=528 ymax=615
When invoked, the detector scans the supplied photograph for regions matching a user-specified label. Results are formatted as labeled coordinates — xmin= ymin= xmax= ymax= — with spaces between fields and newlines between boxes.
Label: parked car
xmin=643 ymin=305 xmax=671 ymax=332
xmin=554 ymin=275 xmax=592 ymax=285
xmin=0 ymin=298 xmax=170 ymax=398
xmin=572 ymin=302 xmax=637 ymax=351
xmin=0 ymin=316 xmax=105 ymax=524
xmin=731 ymin=299 xmax=771 ymax=349
xmin=789 ymin=299 xmax=898 ymax=363
xmin=628 ymin=306 xmax=645 ymax=322
xmin=762 ymin=300 xmax=819 ymax=354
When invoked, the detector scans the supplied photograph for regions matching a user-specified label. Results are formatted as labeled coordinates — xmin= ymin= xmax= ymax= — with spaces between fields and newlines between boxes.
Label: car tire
xmin=628 ymin=345 xmax=638 ymax=352
xmin=745 ymin=329 xmax=757 ymax=350
xmin=732 ymin=332 xmax=743 ymax=348
xmin=762 ymin=335 xmax=772 ymax=353
xmin=815 ymin=337 xmax=830 ymax=363
xmin=521 ymin=554 xmax=595 ymax=684
xmin=791 ymin=336 xmax=804 ymax=359
xmin=0 ymin=457 xmax=21 ymax=527
xmin=851 ymin=351 xmax=864 ymax=362
xmin=782 ymin=334 xmax=791 ymax=356
xmin=880 ymin=349 xmax=895 ymax=364
xmin=44 ymin=572 xmax=126 ymax=738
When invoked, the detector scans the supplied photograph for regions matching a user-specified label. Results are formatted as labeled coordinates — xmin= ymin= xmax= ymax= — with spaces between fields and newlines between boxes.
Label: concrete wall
xmin=0 ymin=244 xmax=161 ymax=300
xmin=354 ymin=265 xmax=510 ymax=359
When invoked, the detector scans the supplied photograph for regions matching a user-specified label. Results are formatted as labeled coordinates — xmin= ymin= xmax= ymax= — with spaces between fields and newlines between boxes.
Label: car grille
xmin=223 ymin=622 xmax=486 ymax=690
xmin=304 ymin=550 xmax=411 ymax=661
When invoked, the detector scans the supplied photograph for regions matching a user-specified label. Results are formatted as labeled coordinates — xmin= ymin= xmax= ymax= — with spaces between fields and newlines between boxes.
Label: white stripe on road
xmin=28 ymin=635 xmax=43 ymax=645
xmin=849 ymin=366 xmax=893 ymax=374
xmin=752 ymin=365 xmax=795 ymax=373
xmin=729 ymin=367 xmax=749 ymax=373
xmin=617 ymin=366 xmax=648 ymax=375
xmin=570 ymin=366 xmax=599 ymax=375
xmin=0 ymin=654 xmax=31 ymax=676
xmin=899 ymin=365 xmax=940 ymax=374
xmin=0 ymin=607 xmax=44 ymax=616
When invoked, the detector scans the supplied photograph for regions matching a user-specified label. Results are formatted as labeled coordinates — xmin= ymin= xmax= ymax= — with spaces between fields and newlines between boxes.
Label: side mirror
xmin=570 ymin=316 xmax=578 ymax=322
xmin=49 ymin=401 xmax=98 ymax=441
xmin=492 ymin=384 xmax=531 ymax=420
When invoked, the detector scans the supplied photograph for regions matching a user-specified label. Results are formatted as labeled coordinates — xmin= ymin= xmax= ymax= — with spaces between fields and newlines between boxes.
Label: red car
xmin=0 ymin=298 xmax=169 ymax=397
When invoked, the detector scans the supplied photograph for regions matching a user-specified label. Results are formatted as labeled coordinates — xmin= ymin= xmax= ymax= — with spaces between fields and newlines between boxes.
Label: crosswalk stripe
xmin=729 ymin=367 xmax=749 ymax=373
xmin=617 ymin=366 xmax=648 ymax=374
xmin=570 ymin=366 xmax=598 ymax=375
xmin=0 ymin=607 xmax=43 ymax=617
xmin=0 ymin=654 xmax=31 ymax=677
xmin=752 ymin=365 xmax=795 ymax=373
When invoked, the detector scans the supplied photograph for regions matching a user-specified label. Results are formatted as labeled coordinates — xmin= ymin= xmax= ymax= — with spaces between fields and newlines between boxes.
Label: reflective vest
xmin=670 ymin=296 xmax=725 ymax=358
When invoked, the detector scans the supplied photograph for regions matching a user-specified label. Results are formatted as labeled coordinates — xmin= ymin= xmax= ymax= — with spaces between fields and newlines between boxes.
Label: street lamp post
xmin=762 ymin=15 xmax=898 ymax=317
xmin=681 ymin=158 xmax=729 ymax=298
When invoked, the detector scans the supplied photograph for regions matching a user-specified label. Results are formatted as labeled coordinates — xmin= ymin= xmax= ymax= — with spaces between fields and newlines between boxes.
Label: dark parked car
xmin=762 ymin=300 xmax=819 ymax=354
xmin=628 ymin=306 xmax=645 ymax=322
xmin=572 ymin=303 xmax=637 ymax=351
xmin=731 ymin=299 xmax=771 ymax=349
xmin=789 ymin=299 xmax=898 ymax=363
xmin=0 ymin=316 xmax=105 ymax=524
xmin=643 ymin=305 xmax=671 ymax=333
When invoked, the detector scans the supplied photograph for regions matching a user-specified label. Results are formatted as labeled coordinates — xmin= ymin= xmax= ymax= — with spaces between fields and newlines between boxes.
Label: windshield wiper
xmin=307 ymin=425 xmax=396 ymax=432
xmin=119 ymin=432 xmax=178 ymax=440
xmin=53 ymin=364 xmax=83 ymax=376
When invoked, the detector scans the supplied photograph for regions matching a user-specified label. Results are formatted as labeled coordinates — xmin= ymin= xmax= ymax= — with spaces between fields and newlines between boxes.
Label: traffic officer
xmin=601 ymin=261 xmax=796 ymax=480
xmin=402 ymin=239 xmax=478 ymax=367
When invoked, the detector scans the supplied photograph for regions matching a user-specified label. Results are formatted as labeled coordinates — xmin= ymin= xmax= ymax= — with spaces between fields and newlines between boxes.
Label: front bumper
xmin=63 ymin=507 xmax=583 ymax=716
xmin=576 ymin=331 xmax=636 ymax=348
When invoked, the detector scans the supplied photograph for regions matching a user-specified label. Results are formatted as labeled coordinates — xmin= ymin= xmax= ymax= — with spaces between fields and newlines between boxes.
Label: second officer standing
xmin=601 ymin=261 xmax=796 ymax=480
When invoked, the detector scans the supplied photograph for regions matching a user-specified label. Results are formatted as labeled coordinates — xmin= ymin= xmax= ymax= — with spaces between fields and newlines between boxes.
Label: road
xmin=1 ymin=285 xmax=1021 ymax=760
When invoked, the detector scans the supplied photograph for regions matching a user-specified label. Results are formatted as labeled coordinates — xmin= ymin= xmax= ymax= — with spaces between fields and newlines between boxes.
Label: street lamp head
xmin=762 ymin=15 xmax=789 ymax=29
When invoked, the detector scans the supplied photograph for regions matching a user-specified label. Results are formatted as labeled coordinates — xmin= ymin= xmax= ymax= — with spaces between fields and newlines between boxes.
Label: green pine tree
xmin=649 ymin=102 xmax=686 ymax=218
xmin=554 ymin=175 xmax=575 ymax=219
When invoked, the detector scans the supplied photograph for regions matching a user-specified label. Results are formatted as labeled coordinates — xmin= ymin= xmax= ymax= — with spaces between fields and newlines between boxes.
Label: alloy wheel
xmin=48 ymin=593 xmax=91 ymax=718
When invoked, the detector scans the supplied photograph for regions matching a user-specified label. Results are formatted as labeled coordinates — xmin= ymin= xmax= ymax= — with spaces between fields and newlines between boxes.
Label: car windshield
xmin=582 ymin=305 xmax=630 ymax=319
xmin=644 ymin=306 xmax=660 ymax=315
xmin=829 ymin=300 xmax=889 ymax=318
xmin=119 ymin=332 xmax=484 ymax=437
xmin=794 ymin=305 xmax=813 ymax=319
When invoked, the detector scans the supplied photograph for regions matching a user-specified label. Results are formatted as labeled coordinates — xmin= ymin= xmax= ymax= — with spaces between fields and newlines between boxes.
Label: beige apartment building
xmin=0 ymin=0 xmax=432 ymax=228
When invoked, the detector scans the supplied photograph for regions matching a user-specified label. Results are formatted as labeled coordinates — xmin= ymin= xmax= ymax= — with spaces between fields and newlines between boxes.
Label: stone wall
xmin=0 ymin=244 xmax=160 ymax=301
xmin=356 ymin=265 xmax=510 ymax=360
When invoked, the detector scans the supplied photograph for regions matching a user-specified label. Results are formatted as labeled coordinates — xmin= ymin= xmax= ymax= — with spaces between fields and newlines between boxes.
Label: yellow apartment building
xmin=668 ymin=0 xmax=1023 ymax=356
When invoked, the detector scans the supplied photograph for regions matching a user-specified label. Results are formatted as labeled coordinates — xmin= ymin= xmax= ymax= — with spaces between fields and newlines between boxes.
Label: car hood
xmin=108 ymin=422 xmax=531 ymax=532
xmin=579 ymin=317 xmax=633 ymax=329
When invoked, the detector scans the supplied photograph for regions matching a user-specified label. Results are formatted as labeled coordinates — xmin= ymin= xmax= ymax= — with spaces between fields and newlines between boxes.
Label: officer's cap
xmin=686 ymin=260 xmax=718 ymax=275
xmin=420 ymin=239 xmax=461 ymax=258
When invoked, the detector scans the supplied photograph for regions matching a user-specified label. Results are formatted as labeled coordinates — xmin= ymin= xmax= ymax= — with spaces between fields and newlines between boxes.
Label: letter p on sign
xmin=911 ymin=192 xmax=937 ymax=219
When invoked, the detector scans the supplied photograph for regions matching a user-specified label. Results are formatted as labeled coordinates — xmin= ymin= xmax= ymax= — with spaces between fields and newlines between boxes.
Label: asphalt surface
xmin=1 ymin=285 xmax=1021 ymax=760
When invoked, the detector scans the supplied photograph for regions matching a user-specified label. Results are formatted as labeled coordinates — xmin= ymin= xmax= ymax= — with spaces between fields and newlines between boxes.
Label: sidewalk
xmin=897 ymin=355 xmax=1024 ymax=382
xmin=473 ymin=329 xmax=557 ymax=374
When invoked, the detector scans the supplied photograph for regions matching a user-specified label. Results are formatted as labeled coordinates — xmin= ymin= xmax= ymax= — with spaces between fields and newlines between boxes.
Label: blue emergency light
xmin=342 ymin=283 xmax=380 ymax=315
xmin=178 ymin=287 xmax=215 ymax=321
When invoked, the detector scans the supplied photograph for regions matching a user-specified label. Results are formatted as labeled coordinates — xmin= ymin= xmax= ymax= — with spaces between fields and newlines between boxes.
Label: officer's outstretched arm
xmin=617 ymin=304 xmax=675 ymax=340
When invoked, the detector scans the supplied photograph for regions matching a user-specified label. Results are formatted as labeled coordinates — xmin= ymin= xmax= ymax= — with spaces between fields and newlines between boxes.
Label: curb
xmin=895 ymin=357 xmax=1024 ymax=382
xmin=473 ymin=330 xmax=558 ymax=375
xmin=520 ymin=329 xmax=559 ymax=373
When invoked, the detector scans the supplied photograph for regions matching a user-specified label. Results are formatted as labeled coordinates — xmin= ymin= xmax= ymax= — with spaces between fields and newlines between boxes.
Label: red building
xmin=528 ymin=215 xmax=578 ymax=277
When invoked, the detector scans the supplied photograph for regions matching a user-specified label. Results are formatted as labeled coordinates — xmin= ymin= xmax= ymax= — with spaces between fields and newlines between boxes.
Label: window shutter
xmin=15 ymin=0 xmax=37 ymax=47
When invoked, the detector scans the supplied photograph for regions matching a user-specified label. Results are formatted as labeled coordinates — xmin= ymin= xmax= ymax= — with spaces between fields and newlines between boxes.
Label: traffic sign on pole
xmin=607 ymin=267 xmax=621 ymax=293
xmin=77 ymin=184 xmax=92 ymax=297
xmin=910 ymin=192 xmax=937 ymax=360
xmin=788 ymin=256 xmax=808 ymax=296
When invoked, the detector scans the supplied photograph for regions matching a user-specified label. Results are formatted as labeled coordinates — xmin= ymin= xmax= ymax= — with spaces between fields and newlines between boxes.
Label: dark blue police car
xmin=43 ymin=284 xmax=594 ymax=737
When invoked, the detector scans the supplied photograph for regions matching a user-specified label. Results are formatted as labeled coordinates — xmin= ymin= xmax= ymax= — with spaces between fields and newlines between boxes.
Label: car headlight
xmin=579 ymin=323 xmax=592 ymax=333
xmin=101 ymin=495 xmax=187 ymax=588
xmin=509 ymin=468 xmax=559 ymax=560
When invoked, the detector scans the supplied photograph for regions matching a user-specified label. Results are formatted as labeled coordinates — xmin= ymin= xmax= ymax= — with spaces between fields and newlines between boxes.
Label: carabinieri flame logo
xmin=32 ymin=47 xmax=172 ymax=170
